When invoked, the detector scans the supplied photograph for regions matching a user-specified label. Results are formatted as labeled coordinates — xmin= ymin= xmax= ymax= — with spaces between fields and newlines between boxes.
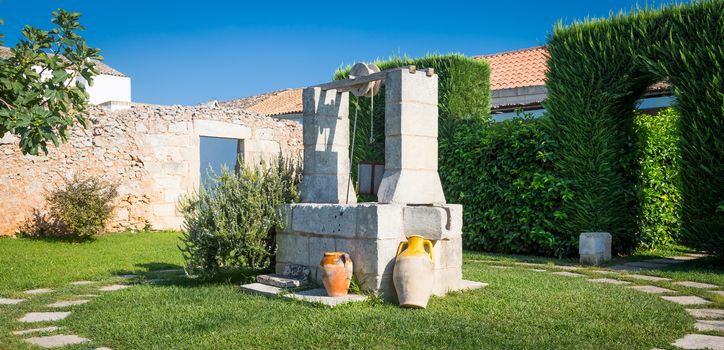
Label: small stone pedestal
xmin=579 ymin=232 xmax=612 ymax=266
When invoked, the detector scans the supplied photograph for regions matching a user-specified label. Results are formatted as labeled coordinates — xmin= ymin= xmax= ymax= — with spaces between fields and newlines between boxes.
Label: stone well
xmin=276 ymin=66 xmax=466 ymax=300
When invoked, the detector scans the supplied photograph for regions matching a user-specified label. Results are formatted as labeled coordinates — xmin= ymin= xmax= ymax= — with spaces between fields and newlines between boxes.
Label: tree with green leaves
xmin=0 ymin=10 xmax=101 ymax=155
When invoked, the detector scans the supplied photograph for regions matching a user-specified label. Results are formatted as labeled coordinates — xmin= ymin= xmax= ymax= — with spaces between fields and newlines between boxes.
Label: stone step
xmin=256 ymin=274 xmax=308 ymax=288
xmin=240 ymin=283 xmax=367 ymax=307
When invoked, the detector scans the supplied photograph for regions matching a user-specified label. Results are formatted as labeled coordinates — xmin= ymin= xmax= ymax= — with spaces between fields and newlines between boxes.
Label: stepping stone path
xmin=12 ymin=326 xmax=61 ymax=336
xmin=0 ymin=297 xmax=25 ymax=305
xmin=25 ymin=288 xmax=54 ymax=295
xmin=625 ymin=274 xmax=671 ymax=282
xmin=687 ymin=309 xmax=724 ymax=319
xmin=19 ymin=312 xmax=71 ymax=323
xmin=552 ymin=271 xmax=585 ymax=277
xmin=99 ymin=284 xmax=130 ymax=292
xmin=588 ymin=278 xmax=631 ymax=285
xmin=627 ymin=285 xmax=675 ymax=294
xmin=695 ymin=320 xmax=724 ymax=332
xmin=661 ymin=296 xmax=712 ymax=305
xmin=673 ymin=334 xmax=724 ymax=350
xmin=674 ymin=281 xmax=719 ymax=289
xmin=47 ymin=300 xmax=90 ymax=308
xmin=25 ymin=334 xmax=89 ymax=348
xmin=69 ymin=281 xmax=95 ymax=285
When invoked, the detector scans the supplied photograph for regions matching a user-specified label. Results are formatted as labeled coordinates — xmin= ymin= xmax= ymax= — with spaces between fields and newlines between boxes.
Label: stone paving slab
xmin=672 ymin=334 xmax=724 ymax=349
xmin=674 ymin=281 xmax=719 ymax=289
xmin=687 ymin=309 xmax=724 ymax=319
xmin=69 ymin=281 xmax=95 ymax=285
xmin=661 ymin=296 xmax=711 ymax=305
xmin=99 ymin=284 xmax=130 ymax=292
xmin=622 ymin=261 xmax=668 ymax=269
xmin=24 ymin=334 xmax=89 ymax=348
xmin=455 ymin=280 xmax=488 ymax=292
xmin=527 ymin=269 xmax=546 ymax=272
xmin=670 ymin=255 xmax=698 ymax=261
xmin=24 ymin=288 xmax=54 ymax=295
xmin=18 ymin=312 xmax=71 ymax=323
xmin=47 ymin=299 xmax=90 ymax=308
xmin=624 ymin=274 xmax=671 ymax=282
xmin=96 ymin=347 xmax=113 ymax=350
xmin=644 ymin=258 xmax=684 ymax=265
xmin=290 ymin=288 xmax=368 ymax=307
xmin=12 ymin=326 xmax=61 ymax=336
xmin=552 ymin=271 xmax=585 ymax=277
xmin=256 ymin=274 xmax=308 ymax=288
xmin=0 ymin=297 xmax=25 ymax=305
xmin=117 ymin=274 xmax=137 ymax=279
xmin=627 ymin=285 xmax=675 ymax=294
xmin=588 ymin=278 xmax=631 ymax=285
xmin=695 ymin=320 xmax=724 ymax=332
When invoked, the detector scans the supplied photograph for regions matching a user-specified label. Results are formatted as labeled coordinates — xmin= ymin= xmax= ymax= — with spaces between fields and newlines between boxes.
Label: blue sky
xmin=0 ymin=0 xmax=679 ymax=105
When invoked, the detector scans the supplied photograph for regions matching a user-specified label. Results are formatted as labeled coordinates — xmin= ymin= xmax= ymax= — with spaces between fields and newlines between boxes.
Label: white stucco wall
xmin=84 ymin=75 xmax=132 ymax=105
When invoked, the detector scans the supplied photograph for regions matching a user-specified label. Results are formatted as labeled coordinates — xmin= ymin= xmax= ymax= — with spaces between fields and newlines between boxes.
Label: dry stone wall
xmin=0 ymin=104 xmax=302 ymax=236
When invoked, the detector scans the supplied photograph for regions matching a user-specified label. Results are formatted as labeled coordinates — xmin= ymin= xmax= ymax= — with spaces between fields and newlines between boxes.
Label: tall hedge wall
xmin=333 ymin=55 xmax=491 ymax=191
xmin=544 ymin=1 xmax=723 ymax=255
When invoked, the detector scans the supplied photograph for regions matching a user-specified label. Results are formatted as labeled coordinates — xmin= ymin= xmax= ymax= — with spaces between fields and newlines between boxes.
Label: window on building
xmin=199 ymin=136 xmax=243 ymax=185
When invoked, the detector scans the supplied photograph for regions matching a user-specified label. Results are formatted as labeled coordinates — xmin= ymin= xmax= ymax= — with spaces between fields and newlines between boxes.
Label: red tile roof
xmin=220 ymin=88 xmax=303 ymax=116
xmin=475 ymin=46 xmax=548 ymax=90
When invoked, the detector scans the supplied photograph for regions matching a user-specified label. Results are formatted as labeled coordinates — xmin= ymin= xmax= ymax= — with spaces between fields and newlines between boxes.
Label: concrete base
xmin=579 ymin=232 xmax=612 ymax=266
xmin=276 ymin=202 xmax=464 ymax=301
xmin=240 ymin=283 xmax=367 ymax=307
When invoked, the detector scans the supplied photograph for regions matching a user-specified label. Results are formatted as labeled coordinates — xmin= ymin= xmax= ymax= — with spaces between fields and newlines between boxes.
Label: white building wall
xmin=84 ymin=75 xmax=131 ymax=105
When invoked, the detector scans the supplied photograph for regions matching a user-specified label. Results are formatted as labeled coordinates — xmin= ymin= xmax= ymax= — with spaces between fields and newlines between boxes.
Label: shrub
xmin=20 ymin=175 xmax=118 ymax=238
xmin=544 ymin=1 xmax=723 ymax=255
xmin=334 ymin=54 xmax=491 ymax=189
xmin=631 ymin=108 xmax=682 ymax=249
xmin=178 ymin=156 xmax=301 ymax=274
xmin=442 ymin=114 xmax=572 ymax=256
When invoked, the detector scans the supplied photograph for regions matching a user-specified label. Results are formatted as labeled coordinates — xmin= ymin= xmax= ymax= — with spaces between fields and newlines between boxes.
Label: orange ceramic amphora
xmin=319 ymin=252 xmax=353 ymax=297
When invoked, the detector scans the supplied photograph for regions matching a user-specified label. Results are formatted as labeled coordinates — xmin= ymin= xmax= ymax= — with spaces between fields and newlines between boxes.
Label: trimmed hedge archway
xmin=544 ymin=1 xmax=723 ymax=254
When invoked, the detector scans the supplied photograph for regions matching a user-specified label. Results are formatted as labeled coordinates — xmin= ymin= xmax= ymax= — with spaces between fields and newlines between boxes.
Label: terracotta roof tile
xmin=475 ymin=46 xmax=548 ymax=90
xmin=221 ymin=88 xmax=303 ymax=116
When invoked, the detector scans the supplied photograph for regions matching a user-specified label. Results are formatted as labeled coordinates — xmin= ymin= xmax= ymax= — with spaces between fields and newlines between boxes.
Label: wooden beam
xmin=315 ymin=65 xmax=417 ymax=92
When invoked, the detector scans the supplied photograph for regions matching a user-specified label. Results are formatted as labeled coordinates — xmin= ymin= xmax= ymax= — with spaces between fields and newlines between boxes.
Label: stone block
xmin=255 ymin=128 xmax=274 ymax=140
xmin=384 ymin=102 xmax=438 ymax=137
xmin=276 ymin=234 xmax=309 ymax=266
xmin=299 ymin=175 xmax=356 ymax=204
xmin=303 ymin=116 xmax=350 ymax=147
xmin=302 ymin=87 xmax=349 ymax=118
xmin=303 ymin=145 xmax=350 ymax=175
xmin=292 ymin=204 xmax=357 ymax=237
xmin=193 ymin=119 xmax=251 ymax=139
xmin=377 ymin=170 xmax=446 ymax=205
xmin=385 ymin=69 xmax=438 ymax=105
xmin=432 ymin=267 xmax=463 ymax=296
xmin=385 ymin=135 xmax=438 ymax=171
xmin=355 ymin=204 xmax=404 ymax=240
xmin=403 ymin=206 xmax=447 ymax=240
xmin=579 ymin=232 xmax=612 ymax=266
xmin=335 ymin=238 xmax=400 ymax=276
xmin=447 ymin=204 xmax=464 ymax=234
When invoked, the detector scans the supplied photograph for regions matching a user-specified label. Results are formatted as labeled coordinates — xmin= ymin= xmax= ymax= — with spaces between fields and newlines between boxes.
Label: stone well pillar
xmin=299 ymin=87 xmax=356 ymax=204
xmin=377 ymin=69 xmax=446 ymax=205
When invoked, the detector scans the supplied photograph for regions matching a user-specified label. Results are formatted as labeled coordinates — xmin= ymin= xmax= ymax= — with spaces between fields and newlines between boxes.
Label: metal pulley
xmin=348 ymin=62 xmax=382 ymax=97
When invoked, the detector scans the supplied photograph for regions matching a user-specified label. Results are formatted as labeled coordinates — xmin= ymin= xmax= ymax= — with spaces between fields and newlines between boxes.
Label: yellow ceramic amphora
xmin=393 ymin=235 xmax=435 ymax=308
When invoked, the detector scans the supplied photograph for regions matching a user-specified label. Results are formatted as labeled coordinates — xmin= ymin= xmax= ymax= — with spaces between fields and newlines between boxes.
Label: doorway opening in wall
xmin=199 ymin=136 xmax=243 ymax=186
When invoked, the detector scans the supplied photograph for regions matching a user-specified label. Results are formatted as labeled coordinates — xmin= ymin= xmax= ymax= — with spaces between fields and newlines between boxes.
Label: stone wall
xmin=0 ymin=104 xmax=302 ymax=236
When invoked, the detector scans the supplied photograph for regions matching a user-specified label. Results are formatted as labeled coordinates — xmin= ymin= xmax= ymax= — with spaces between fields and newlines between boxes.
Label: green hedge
xmin=631 ymin=108 xmax=682 ymax=249
xmin=442 ymin=115 xmax=572 ymax=256
xmin=544 ymin=1 xmax=723 ymax=255
xmin=333 ymin=54 xmax=491 ymax=189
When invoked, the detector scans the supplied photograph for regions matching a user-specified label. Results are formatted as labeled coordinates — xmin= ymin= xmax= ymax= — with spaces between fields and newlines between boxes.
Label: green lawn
xmin=1 ymin=231 xmax=720 ymax=349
